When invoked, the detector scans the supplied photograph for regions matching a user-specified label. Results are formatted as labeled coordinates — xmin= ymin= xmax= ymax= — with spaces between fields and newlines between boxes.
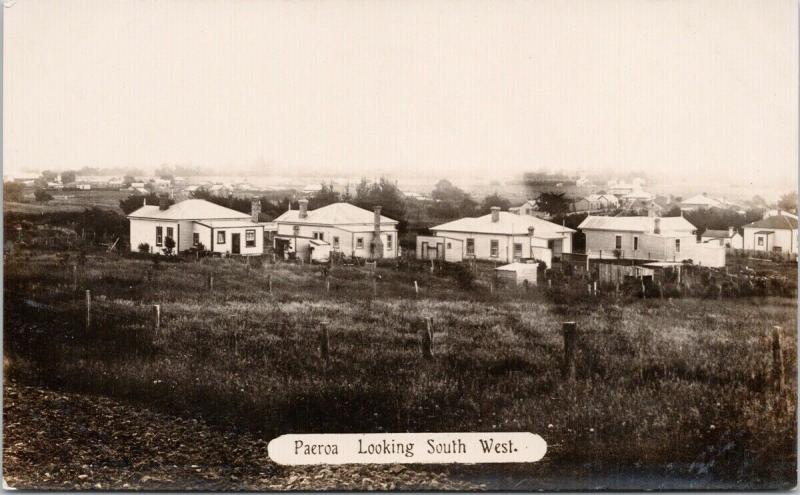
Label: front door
xmin=232 ymin=233 xmax=241 ymax=254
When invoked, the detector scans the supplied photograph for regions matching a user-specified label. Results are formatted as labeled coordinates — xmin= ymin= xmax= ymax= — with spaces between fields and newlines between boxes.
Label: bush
xmin=137 ymin=242 xmax=150 ymax=254
xmin=162 ymin=237 xmax=176 ymax=255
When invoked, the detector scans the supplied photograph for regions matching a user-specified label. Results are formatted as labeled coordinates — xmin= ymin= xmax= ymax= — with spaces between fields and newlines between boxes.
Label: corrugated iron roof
xmin=128 ymin=199 xmax=252 ymax=220
xmin=577 ymin=215 xmax=696 ymax=233
xmin=743 ymin=215 xmax=798 ymax=230
xmin=432 ymin=212 xmax=574 ymax=236
xmin=274 ymin=202 xmax=399 ymax=226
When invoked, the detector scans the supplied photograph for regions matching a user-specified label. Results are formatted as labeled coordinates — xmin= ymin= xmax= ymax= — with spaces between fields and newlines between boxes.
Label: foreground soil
xmin=3 ymin=381 xmax=482 ymax=491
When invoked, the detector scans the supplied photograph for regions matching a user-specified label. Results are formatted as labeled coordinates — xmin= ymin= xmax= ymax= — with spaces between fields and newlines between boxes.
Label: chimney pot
xmin=159 ymin=195 xmax=169 ymax=211
xmin=491 ymin=206 xmax=501 ymax=223
xmin=299 ymin=199 xmax=308 ymax=219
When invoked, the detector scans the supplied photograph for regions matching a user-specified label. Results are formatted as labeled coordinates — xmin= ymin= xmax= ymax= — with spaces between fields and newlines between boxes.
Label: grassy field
xmin=4 ymin=190 xmax=130 ymax=215
xmin=3 ymin=250 xmax=797 ymax=489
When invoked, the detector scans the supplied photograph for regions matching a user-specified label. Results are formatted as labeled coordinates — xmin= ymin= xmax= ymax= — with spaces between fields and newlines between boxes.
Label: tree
xmin=3 ymin=182 xmax=25 ymax=202
xmin=537 ymin=192 xmax=571 ymax=216
xmin=308 ymin=182 xmax=340 ymax=209
xmin=428 ymin=179 xmax=477 ymax=220
xmin=777 ymin=191 xmax=797 ymax=213
xmin=478 ymin=192 xmax=511 ymax=215
xmin=34 ymin=188 xmax=53 ymax=202
xmin=119 ymin=193 xmax=174 ymax=215
xmin=351 ymin=177 xmax=407 ymax=230
xmin=163 ymin=236 xmax=176 ymax=255
xmin=61 ymin=170 xmax=77 ymax=184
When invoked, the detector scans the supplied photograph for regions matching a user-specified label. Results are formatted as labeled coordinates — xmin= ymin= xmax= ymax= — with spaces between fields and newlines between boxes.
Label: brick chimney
xmin=654 ymin=217 xmax=661 ymax=234
xmin=251 ymin=198 xmax=261 ymax=222
xmin=298 ymin=199 xmax=308 ymax=219
xmin=159 ymin=194 xmax=169 ymax=211
xmin=491 ymin=206 xmax=501 ymax=223
xmin=373 ymin=206 xmax=383 ymax=259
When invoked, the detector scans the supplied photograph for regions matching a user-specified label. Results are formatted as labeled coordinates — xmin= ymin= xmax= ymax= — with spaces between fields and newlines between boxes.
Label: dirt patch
xmin=3 ymin=381 xmax=482 ymax=491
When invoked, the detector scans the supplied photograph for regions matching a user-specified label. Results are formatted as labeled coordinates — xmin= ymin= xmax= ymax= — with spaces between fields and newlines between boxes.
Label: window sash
xmin=193 ymin=233 xmax=199 ymax=245
xmin=245 ymin=229 xmax=256 ymax=247
xmin=466 ymin=238 xmax=475 ymax=254
xmin=490 ymin=240 xmax=499 ymax=257
xmin=675 ymin=239 xmax=680 ymax=252
xmin=356 ymin=238 xmax=364 ymax=249
xmin=615 ymin=235 xmax=622 ymax=250
xmin=217 ymin=231 xmax=226 ymax=244
xmin=155 ymin=226 xmax=163 ymax=246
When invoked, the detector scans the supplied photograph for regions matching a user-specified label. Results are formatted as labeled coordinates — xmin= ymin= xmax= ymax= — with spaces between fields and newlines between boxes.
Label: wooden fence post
xmin=85 ymin=290 xmax=92 ymax=329
xmin=268 ymin=274 xmax=273 ymax=295
xmin=372 ymin=276 xmax=377 ymax=297
xmin=772 ymin=325 xmax=785 ymax=392
xmin=326 ymin=277 xmax=331 ymax=293
xmin=422 ymin=317 xmax=434 ymax=359
xmin=72 ymin=264 xmax=78 ymax=291
xmin=152 ymin=304 xmax=161 ymax=334
xmin=593 ymin=281 xmax=598 ymax=296
xmin=320 ymin=323 xmax=330 ymax=362
xmin=414 ymin=280 xmax=419 ymax=298
xmin=208 ymin=274 xmax=214 ymax=291
xmin=587 ymin=283 xmax=592 ymax=295
xmin=562 ymin=321 xmax=577 ymax=380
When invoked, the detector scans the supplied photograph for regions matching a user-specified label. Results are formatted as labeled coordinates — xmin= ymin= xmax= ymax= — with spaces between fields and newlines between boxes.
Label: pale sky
xmin=3 ymin=0 xmax=797 ymax=188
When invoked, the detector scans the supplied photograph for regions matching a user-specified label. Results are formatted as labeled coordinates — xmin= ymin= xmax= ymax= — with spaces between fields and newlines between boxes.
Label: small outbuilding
xmin=494 ymin=262 xmax=539 ymax=287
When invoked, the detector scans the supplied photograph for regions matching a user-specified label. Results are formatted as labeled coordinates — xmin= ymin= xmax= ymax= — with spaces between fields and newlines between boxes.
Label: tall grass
xmin=4 ymin=251 xmax=796 ymax=487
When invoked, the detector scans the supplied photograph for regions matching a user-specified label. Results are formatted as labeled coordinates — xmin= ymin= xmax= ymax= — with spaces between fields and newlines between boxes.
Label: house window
xmin=466 ymin=238 xmax=475 ymax=255
xmin=155 ymin=226 xmax=163 ymax=246
xmin=293 ymin=225 xmax=300 ymax=236
xmin=313 ymin=232 xmax=324 ymax=241
xmin=193 ymin=233 xmax=199 ymax=246
xmin=386 ymin=234 xmax=393 ymax=250
xmin=333 ymin=236 xmax=340 ymax=250
xmin=217 ymin=231 xmax=226 ymax=244
xmin=675 ymin=239 xmax=680 ymax=253
xmin=758 ymin=236 xmax=764 ymax=246
xmin=513 ymin=243 xmax=522 ymax=259
xmin=633 ymin=236 xmax=639 ymax=251
xmin=447 ymin=242 xmax=452 ymax=249
xmin=166 ymin=227 xmax=174 ymax=240
xmin=490 ymin=240 xmax=499 ymax=258
xmin=356 ymin=237 xmax=364 ymax=249
xmin=245 ymin=229 xmax=256 ymax=247
xmin=615 ymin=235 xmax=622 ymax=250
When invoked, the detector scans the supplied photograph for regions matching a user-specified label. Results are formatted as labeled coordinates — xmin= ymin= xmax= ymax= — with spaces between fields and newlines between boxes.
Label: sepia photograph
xmin=2 ymin=0 xmax=798 ymax=490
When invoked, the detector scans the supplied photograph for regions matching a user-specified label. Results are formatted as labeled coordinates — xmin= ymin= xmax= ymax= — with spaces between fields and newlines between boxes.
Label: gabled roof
xmin=128 ymin=199 xmax=252 ymax=220
xmin=578 ymin=215 xmax=696 ymax=234
xmin=681 ymin=194 xmax=723 ymax=207
xmin=431 ymin=212 xmax=574 ymax=237
xmin=274 ymin=202 xmax=398 ymax=226
xmin=743 ymin=215 xmax=798 ymax=230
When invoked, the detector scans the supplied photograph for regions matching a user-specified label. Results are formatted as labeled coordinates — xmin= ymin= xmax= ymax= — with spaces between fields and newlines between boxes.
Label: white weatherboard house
xmin=128 ymin=198 xmax=265 ymax=255
xmin=701 ymin=227 xmax=743 ymax=249
xmin=742 ymin=214 xmax=798 ymax=254
xmin=578 ymin=215 xmax=725 ymax=267
xmin=418 ymin=207 xmax=574 ymax=267
xmin=273 ymin=200 xmax=399 ymax=261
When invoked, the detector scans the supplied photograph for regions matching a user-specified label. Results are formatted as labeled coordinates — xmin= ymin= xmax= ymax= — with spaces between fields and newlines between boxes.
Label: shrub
xmin=137 ymin=242 xmax=151 ymax=254
xmin=162 ymin=237 xmax=176 ymax=255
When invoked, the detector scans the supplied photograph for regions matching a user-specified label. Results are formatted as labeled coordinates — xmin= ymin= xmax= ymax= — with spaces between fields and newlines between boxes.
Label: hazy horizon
xmin=4 ymin=0 xmax=797 ymax=191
